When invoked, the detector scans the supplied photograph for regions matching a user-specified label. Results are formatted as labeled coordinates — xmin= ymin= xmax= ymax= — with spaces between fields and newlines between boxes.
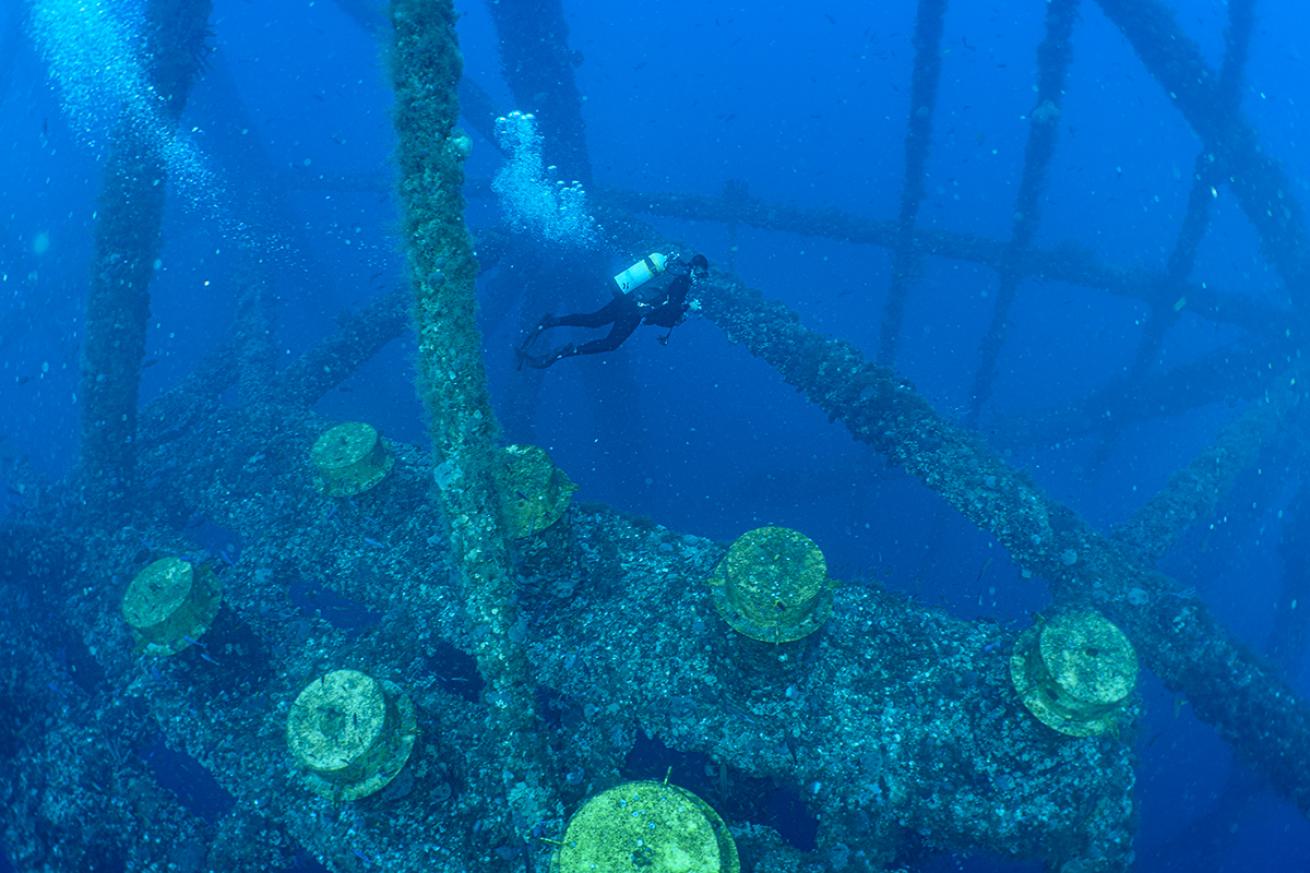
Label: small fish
xmin=198 ymin=651 xmax=220 ymax=666
xmin=362 ymin=536 xmax=384 ymax=548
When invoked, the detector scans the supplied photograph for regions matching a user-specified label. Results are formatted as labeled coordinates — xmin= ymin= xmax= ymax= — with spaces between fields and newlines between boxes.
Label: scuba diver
xmin=517 ymin=253 xmax=710 ymax=369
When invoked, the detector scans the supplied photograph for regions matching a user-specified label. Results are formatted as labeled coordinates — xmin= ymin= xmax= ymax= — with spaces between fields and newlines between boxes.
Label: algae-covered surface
xmin=4 ymin=0 xmax=1310 ymax=870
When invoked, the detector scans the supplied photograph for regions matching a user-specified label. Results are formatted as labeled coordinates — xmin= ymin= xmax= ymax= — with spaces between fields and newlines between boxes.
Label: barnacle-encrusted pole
xmin=484 ymin=0 xmax=591 ymax=185
xmin=877 ymin=0 xmax=948 ymax=365
xmin=967 ymin=0 xmax=1079 ymax=422
xmin=388 ymin=0 xmax=554 ymax=844
xmin=699 ymin=273 xmax=1310 ymax=813
xmin=77 ymin=0 xmax=212 ymax=509
xmin=1094 ymin=0 xmax=1310 ymax=304
xmin=1091 ymin=0 xmax=1256 ymax=463
xmin=232 ymin=275 xmax=278 ymax=440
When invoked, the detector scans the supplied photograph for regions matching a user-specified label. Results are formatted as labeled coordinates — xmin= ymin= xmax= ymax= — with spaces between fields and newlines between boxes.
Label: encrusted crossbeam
xmin=698 ymin=270 xmax=1310 ymax=813
xmin=599 ymin=187 xmax=1286 ymax=335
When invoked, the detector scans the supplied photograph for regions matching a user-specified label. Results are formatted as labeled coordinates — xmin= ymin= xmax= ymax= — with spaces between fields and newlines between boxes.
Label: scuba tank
xmin=613 ymin=252 xmax=669 ymax=294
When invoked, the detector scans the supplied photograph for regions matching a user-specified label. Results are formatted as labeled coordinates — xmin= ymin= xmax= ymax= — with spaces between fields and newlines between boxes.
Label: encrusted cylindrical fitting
xmin=1010 ymin=610 xmax=1138 ymax=737
xmin=495 ymin=443 xmax=577 ymax=539
xmin=287 ymin=669 xmax=418 ymax=801
xmin=708 ymin=526 xmax=836 ymax=643
xmin=121 ymin=556 xmax=221 ymax=656
xmin=310 ymin=421 xmax=395 ymax=497
xmin=551 ymin=780 xmax=739 ymax=873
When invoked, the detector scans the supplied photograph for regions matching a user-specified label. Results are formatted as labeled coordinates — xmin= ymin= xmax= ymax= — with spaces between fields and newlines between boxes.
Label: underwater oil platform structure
xmin=2 ymin=0 xmax=1308 ymax=870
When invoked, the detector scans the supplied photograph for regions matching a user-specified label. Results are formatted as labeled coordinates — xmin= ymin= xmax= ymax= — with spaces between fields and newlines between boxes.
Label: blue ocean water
xmin=3 ymin=0 xmax=1310 ymax=870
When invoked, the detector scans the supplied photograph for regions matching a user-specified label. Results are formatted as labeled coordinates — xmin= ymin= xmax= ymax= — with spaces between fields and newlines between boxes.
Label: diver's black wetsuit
xmin=519 ymin=256 xmax=706 ymax=369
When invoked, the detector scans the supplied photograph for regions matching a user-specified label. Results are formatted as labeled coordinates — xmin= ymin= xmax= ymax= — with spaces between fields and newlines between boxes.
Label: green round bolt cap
xmin=496 ymin=444 xmax=577 ymax=539
xmin=121 ymin=556 xmax=221 ymax=656
xmin=287 ymin=669 xmax=418 ymax=801
xmin=1010 ymin=610 xmax=1138 ymax=737
xmin=552 ymin=780 xmax=739 ymax=873
xmin=708 ymin=526 xmax=835 ymax=643
xmin=311 ymin=421 xmax=395 ymax=497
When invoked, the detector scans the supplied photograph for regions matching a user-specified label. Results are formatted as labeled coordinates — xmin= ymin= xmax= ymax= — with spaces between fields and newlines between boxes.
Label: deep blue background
xmin=2 ymin=1 xmax=1310 ymax=869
